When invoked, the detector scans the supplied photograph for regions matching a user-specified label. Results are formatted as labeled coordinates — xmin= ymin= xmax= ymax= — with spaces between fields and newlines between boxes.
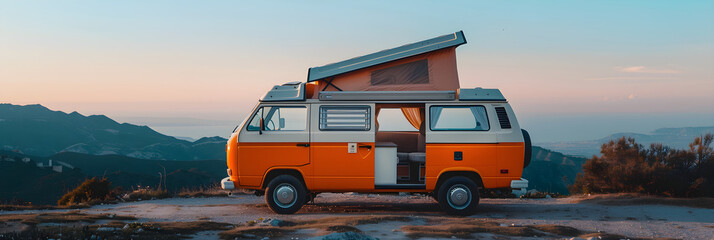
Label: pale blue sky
xmin=1 ymin=1 xmax=713 ymax=141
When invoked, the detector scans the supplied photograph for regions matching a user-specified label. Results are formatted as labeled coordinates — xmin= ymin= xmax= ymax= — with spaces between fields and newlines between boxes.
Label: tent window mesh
xmin=319 ymin=106 xmax=371 ymax=131
xmin=370 ymin=59 xmax=429 ymax=85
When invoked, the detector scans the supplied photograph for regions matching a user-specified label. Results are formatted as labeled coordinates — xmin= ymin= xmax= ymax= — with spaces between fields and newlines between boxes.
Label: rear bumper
xmin=221 ymin=177 xmax=235 ymax=190
xmin=510 ymin=178 xmax=528 ymax=196
xmin=510 ymin=178 xmax=528 ymax=189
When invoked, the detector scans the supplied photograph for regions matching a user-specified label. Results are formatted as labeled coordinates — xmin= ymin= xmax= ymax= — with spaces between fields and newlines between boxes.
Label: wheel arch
xmin=434 ymin=169 xmax=484 ymax=194
xmin=261 ymin=168 xmax=308 ymax=190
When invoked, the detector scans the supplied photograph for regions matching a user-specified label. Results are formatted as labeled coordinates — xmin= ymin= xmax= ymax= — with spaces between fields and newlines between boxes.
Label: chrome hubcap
xmin=274 ymin=184 xmax=296 ymax=208
xmin=448 ymin=184 xmax=471 ymax=210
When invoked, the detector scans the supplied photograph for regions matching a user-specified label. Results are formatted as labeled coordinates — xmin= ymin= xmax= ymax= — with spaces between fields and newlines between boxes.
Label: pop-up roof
xmin=306 ymin=31 xmax=467 ymax=98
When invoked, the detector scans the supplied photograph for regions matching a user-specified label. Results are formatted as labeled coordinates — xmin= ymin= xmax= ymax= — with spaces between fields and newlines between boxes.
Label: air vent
xmin=495 ymin=107 xmax=511 ymax=129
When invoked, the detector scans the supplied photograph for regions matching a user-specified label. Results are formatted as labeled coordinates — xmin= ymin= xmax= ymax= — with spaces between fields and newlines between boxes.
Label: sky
xmin=1 ymin=1 xmax=713 ymax=142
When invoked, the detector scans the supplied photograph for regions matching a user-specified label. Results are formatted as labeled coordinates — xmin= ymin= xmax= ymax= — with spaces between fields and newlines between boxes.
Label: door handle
xmin=358 ymin=145 xmax=372 ymax=150
xmin=296 ymin=143 xmax=310 ymax=147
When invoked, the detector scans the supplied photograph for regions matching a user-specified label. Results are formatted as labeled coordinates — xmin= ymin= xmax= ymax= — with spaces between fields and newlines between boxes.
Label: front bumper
xmin=510 ymin=178 xmax=528 ymax=196
xmin=221 ymin=177 xmax=235 ymax=190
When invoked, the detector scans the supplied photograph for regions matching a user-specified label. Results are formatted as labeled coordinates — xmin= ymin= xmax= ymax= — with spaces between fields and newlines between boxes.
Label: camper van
xmin=221 ymin=31 xmax=531 ymax=215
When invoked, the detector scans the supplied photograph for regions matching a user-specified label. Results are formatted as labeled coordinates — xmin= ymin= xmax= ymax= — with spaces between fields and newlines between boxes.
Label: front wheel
xmin=265 ymin=175 xmax=306 ymax=214
xmin=436 ymin=176 xmax=480 ymax=215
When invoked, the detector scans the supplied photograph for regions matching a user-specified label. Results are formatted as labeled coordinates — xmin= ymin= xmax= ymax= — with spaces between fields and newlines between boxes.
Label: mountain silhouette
xmin=0 ymin=104 xmax=226 ymax=160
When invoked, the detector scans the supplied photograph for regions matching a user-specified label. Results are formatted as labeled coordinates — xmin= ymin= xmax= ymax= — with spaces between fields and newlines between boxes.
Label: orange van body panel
xmin=226 ymin=134 xmax=239 ymax=184
xmin=236 ymin=142 xmax=310 ymax=187
xmin=310 ymin=142 xmax=375 ymax=191
xmin=497 ymin=142 xmax=526 ymax=183
xmin=227 ymin=139 xmax=524 ymax=191
xmin=426 ymin=142 xmax=524 ymax=189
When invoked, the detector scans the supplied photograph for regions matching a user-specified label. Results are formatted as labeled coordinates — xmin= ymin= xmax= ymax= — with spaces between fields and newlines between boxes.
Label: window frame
xmin=245 ymin=105 xmax=308 ymax=132
xmin=428 ymin=105 xmax=490 ymax=131
xmin=318 ymin=105 xmax=372 ymax=131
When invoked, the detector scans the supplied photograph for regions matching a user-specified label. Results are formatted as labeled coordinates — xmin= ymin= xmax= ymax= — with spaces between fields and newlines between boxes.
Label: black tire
xmin=522 ymin=129 xmax=532 ymax=168
xmin=436 ymin=176 xmax=480 ymax=216
xmin=265 ymin=175 xmax=306 ymax=214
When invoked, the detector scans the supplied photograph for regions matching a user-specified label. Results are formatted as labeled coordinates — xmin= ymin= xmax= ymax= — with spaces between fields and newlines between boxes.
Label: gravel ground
xmin=2 ymin=193 xmax=713 ymax=239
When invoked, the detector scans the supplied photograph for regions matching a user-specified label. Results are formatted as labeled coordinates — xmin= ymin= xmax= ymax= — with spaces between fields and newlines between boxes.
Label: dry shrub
xmin=571 ymin=134 xmax=714 ymax=197
xmin=122 ymin=188 xmax=171 ymax=201
xmin=57 ymin=178 xmax=111 ymax=206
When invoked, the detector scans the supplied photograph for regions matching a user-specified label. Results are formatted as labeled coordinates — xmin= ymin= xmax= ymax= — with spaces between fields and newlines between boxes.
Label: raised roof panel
xmin=307 ymin=31 xmax=467 ymax=82
xmin=260 ymin=82 xmax=305 ymax=102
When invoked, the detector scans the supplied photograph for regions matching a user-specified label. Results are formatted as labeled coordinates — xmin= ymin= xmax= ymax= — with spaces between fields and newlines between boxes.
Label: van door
xmin=310 ymin=104 xmax=376 ymax=191
xmin=424 ymin=103 xmax=499 ymax=188
xmin=237 ymin=104 xmax=310 ymax=187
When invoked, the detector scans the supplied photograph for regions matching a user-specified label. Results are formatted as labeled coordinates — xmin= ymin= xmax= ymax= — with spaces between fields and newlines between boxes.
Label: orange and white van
xmin=221 ymin=31 xmax=531 ymax=215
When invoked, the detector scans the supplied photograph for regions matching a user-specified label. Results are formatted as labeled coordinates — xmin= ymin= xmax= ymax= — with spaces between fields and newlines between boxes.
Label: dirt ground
xmin=1 ymin=193 xmax=712 ymax=239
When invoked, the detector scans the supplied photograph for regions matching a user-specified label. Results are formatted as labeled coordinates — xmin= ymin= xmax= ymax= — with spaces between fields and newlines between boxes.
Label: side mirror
xmin=279 ymin=118 xmax=286 ymax=129
xmin=259 ymin=118 xmax=265 ymax=134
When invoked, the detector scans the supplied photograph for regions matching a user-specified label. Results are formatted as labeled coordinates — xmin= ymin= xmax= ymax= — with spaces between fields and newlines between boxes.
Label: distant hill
xmin=537 ymin=126 xmax=714 ymax=157
xmin=0 ymin=104 xmax=227 ymax=160
xmin=0 ymin=150 xmax=226 ymax=204
xmin=522 ymin=146 xmax=587 ymax=194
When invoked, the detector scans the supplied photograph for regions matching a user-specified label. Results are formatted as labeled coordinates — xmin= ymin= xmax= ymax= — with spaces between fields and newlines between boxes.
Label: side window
xmin=246 ymin=106 xmax=307 ymax=131
xmin=430 ymin=105 xmax=489 ymax=131
xmin=319 ymin=105 xmax=371 ymax=131
xmin=246 ymin=107 xmax=264 ymax=131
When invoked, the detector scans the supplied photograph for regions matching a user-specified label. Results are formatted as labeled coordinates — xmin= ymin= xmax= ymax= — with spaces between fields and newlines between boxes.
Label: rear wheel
xmin=437 ymin=176 xmax=480 ymax=215
xmin=265 ymin=175 xmax=306 ymax=214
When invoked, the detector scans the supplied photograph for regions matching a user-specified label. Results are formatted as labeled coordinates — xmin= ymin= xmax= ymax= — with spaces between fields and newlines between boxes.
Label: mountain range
xmin=537 ymin=126 xmax=714 ymax=157
xmin=0 ymin=104 xmax=227 ymax=160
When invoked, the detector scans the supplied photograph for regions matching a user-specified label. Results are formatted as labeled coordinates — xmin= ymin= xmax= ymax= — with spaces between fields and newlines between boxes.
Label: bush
xmin=570 ymin=134 xmax=714 ymax=197
xmin=122 ymin=188 xmax=171 ymax=201
xmin=57 ymin=178 xmax=112 ymax=206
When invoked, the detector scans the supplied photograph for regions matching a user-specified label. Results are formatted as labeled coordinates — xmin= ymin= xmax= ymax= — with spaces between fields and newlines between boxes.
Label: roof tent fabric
xmin=306 ymin=31 xmax=466 ymax=97
xmin=308 ymin=47 xmax=461 ymax=98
